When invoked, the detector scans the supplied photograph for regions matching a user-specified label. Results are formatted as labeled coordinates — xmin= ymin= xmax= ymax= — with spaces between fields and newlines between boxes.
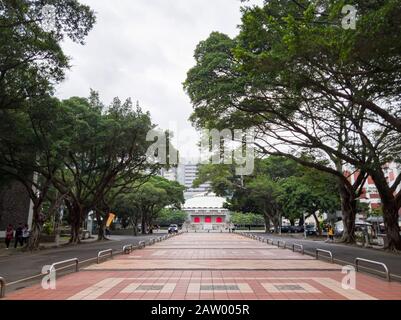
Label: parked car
xmin=168 ymin=224 xmax=179 ymax=234
xmin=280 ymin=225 xmax=291 ymax=233
xmin=335 ymin=221 xmax=374 ymax=237
xmin=290 ymin=225 xmax=304 ymax=233
xmin=305 ymin=224 xmax=317 ymax=236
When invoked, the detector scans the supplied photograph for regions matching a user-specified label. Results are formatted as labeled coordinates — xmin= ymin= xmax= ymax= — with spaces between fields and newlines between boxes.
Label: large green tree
xmin=185 ymin=1 xmax=401 ymax=249
xmin=120 ymin=176 xmax=185 ymax=234
xmin=0 ymin=0 xmax=95 ymax=110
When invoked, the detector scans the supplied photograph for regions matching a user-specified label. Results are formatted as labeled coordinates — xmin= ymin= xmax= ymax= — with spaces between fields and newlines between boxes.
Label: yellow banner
xmin=106 ymin=213 xmax=116 ymax=227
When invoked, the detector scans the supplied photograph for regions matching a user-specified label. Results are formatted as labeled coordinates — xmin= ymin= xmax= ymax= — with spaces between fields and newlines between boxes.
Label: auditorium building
xmin=182 ymin=193 xmax=231 ymax=231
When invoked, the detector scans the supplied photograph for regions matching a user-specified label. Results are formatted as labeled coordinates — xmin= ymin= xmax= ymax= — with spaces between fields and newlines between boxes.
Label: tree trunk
xmin=130 ymin=218 xmax=138 ymax=236
xmin=263 ymin=215 xmax=271 ymax=233
xmin=273 ymin=217 xmax=280 ymax=234
xmin=28 ymin=202 xmax=44 ymax=251
xmin=370 ymin=171 xmax=401 ymax=251
xmin=312 ymin=212 xmax=322 ymax=236
xmin=69 ymin=204 xmax=83 ymax=245
xmin=141 ymin=214 xmax=147 ymax=235
xmin=383 ymin=203 xmax=401 ymax=251
xmin=96 ymin=211 xmax=107 ymax=241
xmin=299 ymin=215 xmax=304 ymax=227
xmin=338 ymin=180 xmax=357 ymax=243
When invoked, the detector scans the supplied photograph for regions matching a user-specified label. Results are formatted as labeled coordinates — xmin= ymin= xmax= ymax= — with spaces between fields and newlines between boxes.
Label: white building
xmin=177 ymin=163 xmax=211 ymax=199
xmin=160 ymin=167 xmax=178 ymax=182
xmin=182 ymin=193 xmax=230 ymax=231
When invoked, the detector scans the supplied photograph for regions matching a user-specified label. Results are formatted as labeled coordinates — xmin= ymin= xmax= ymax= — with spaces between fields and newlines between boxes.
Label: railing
xmin=277 ymin=240 xmax=286 ymax=249
xmin=97 ymin=249 xmax=113 ymax=264
xmin=123 ymin=244 xmax=134 ymax=254
xmin=292 ymin=244 xmax=304 ymax=255
xmin=49 ymin=258 xmax=79 ymax=274
xmin=355 ymin=258 xmax=390 ymax=281
xmin=0 ymin=277 xmax=5 ymax=298
xmin=316 ymin=249 xmax=333 ymax=263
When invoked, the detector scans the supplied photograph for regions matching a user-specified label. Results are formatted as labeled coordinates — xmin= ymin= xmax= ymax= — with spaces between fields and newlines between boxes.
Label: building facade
xmin=345 ymin=162 xmax=401 ymax=215
xmin=182 ymin=193 xmax=230 ymax=231
xmin=0 ymin=180 xmax=32 ymax=238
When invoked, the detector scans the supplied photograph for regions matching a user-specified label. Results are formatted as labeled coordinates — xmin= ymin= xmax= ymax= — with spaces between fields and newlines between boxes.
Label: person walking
xmin=328 ymin=225 xmax=335 ymax=243
xmin=22 ymin=224 xmax=30 ymax=245
xmin=14 ymin=223 xmax=24 ymax=248
xmin=5 ymin=224 xmax=14 ymax=249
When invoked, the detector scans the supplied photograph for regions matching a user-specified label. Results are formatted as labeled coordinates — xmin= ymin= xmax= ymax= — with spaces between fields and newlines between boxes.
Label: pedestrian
xmin=5 ymin=224 xmax=14 ymax=249
xmin=22 ymin=224 xmax=30 ymax=244
xmin=14 ymin=223 xmax=24 ymax=248
xmin=328 ymin=225 xmax=335 ymax=242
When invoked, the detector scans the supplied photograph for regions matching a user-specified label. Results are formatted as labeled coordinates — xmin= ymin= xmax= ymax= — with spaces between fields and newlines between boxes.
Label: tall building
xmin=159 ymin=167 xmax=178 ymax=182
xmin=177 ymin=162 xmax=211 ymax=199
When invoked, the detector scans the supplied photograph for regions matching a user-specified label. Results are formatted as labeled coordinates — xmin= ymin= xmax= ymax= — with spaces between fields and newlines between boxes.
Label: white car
xmin=168 ymin=224 xmax=179 ymax=234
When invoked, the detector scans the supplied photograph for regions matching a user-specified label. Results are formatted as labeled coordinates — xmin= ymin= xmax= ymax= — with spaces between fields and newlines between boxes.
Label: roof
xmin=183 ymin=193 xmax=228 ymax=210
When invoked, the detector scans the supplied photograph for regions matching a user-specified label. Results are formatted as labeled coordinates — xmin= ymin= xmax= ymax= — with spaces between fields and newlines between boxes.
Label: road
xmin=247 ymin=232 xmax=401 ymax=280
xmin=0 ymin=233 xmax=165 ymax=286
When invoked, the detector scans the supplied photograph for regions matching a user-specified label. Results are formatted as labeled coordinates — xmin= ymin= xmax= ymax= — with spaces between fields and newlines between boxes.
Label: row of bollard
xmin=123 ymin=230 xmax=185 ymax=253
xmin=237 ymin=232 xmax=391 ymax=281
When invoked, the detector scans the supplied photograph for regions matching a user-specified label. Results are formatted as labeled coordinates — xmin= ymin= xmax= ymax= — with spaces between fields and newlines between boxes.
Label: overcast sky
xmin=56 ymin=0 xmax=262 ymax=161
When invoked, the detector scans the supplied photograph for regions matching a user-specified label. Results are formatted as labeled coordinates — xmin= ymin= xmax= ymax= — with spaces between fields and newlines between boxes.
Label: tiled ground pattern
xmin=5 ymin=233 xmax=401 ymax=300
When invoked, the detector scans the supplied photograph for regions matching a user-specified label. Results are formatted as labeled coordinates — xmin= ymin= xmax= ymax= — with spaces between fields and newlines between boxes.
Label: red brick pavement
xmin=4 ymin=233 xmax=401 ymax=300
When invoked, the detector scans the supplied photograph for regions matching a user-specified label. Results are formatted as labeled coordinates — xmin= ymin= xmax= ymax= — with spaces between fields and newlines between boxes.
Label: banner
xmin=106 ymin=213 xmax=116 ymax=227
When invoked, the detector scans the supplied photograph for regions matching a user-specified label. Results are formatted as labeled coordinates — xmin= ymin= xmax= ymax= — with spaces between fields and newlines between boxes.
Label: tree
xmin=49 ymin=94 xmax=159 ymax=242
xmin=0 ymin=0 xmax=96 ymax=110
xmin=230 ymin=212 xmax=264 ymax=229
xmin=125 ymin=177 xmax=185 ymax=234
xmin=184 ymin=1 xmax=401 ymax=250
xmin=156 ymin=209 xmax=188 ymax=227
xmin=279 ymin=167 xmax=340 ymax=235
xmin=0 ymin=95 xmax=72 ymax=249
xmin=0 ymin=0 xmax=95 ymax=249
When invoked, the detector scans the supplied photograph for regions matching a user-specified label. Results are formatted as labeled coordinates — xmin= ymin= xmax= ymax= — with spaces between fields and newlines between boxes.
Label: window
xmin=205 ymin=216 xmax=212 ymax=223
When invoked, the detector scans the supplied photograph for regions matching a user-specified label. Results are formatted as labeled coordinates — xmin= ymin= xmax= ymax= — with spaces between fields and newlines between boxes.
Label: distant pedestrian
xmin=14 ymin=223 xmax=24 ymax=248
xmin=105 ymin=227 xmax=111 ymax=237
xmin=328 ymin=225 xmax=334 ymax=242
xmin=22 ymin=224 xmax=30 ymax=244
xmin=5 ymin=224 xmax=14 ymax=249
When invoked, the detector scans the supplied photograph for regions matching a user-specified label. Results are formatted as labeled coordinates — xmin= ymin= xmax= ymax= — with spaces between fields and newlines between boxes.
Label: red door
xmin=194 ymin=217 xmax=201 ymax=223
xmin=216 ymin=217 xmax=223 ymax=223
xmin=205 ymin=216 xmax=212 ymax=223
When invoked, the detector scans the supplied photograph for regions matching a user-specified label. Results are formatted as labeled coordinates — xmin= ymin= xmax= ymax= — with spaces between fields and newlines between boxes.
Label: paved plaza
xmin=4 ymin=233 xmax=401 ymax=300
